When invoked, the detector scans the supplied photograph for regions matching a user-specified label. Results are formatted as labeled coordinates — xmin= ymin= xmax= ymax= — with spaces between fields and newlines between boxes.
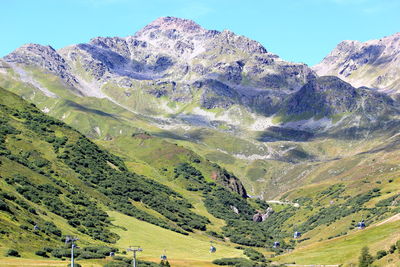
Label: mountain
xmin=313 ymin=32 xmax=400 ymax=95
xmin=2 ymin=16 xmax=317 ymax=121
xmin=3 ymin=17 xmax=397 ymax=137
xmin=2 ymin=17 xmax=400 ymax=197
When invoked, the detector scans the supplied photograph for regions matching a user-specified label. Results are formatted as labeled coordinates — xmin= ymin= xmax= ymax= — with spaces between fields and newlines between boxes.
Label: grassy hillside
xmin=110 ymin=211 xmax=242 ymax=262
xmin=0 ymin=89 xmax=260 ymax=266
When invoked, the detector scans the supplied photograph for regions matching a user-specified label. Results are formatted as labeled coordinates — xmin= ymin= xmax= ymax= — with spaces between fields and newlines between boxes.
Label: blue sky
xmin=1 ymin=0 xmax=399 ymax=65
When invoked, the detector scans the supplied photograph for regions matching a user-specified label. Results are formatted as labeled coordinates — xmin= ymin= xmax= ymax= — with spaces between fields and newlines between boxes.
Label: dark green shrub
xmin=35 ymin=250 xmax=48 ymax=257
xmin=103 ymin=260 xmax=159 ymax=267
xmin=0 ymin=199 xmax=10 ymax=212
xmin=28 ymin=207 xmax=37 ymax=214
xmin=77 ymin=251 xmax=103 ymax=259
xmin=112 ymin=256 xmax=131 ymax=263
xmin=0 ymin=192 xmax=16 ymax=200
xmin=19 ymin=225 xmax=29 ymax=230
xmin=43 ymin=247 xmax=53 ymax=253
xmin=6 ymin=249 xmax=20 ymax=257
xmin=103 ymin=262 xmax=129 ymax=267
xmin=51 ymin=248 xmax=71 ymax=258
xmin=376 ymin=250 xmax=387 ymax=259
xmin=358 ymin=246 xmax=374 ymax=267
xmin=207 ymin=230 xmax=224 ymax=239
xmin=212 ymin=257 xmax=254 ymax=267
xmin=243 ymin=247 xmax=266 ymax=262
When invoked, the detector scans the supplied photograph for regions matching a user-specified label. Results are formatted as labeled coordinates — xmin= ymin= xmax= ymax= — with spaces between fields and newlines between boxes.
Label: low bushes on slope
xmin=0 ymin=90 xmax=210 ymax=241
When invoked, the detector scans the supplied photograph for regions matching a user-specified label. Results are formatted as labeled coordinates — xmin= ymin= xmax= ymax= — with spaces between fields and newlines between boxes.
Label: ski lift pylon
xmin=293 ymin=231 xmax=301 ymax=239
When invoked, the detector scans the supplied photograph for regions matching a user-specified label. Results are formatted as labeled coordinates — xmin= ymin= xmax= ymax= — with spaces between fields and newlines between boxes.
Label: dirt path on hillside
xmin=376 ymin=213 xmax=400 ymax=226
xmin=266 ymin=200 xmax=300 ymax=207
xmin=0 ymin=258 xmax=67 ymax=266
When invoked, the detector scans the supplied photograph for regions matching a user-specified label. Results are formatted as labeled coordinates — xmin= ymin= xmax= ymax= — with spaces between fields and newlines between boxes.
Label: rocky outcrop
xmin=261 ymin=207 xmax=274 ymax=221
xmin=214 ymin=168 xmax=247 ymax=198
xmin=230 ymin=205 xmax=240 ymax=214
xmin=252 ymin=207 xmax=274 ymax=222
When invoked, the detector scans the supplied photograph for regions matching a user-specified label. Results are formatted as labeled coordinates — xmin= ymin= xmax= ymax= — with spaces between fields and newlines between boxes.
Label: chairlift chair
xmin=209 ymin=245 xmax=216 ymax=253
xmin=209 ymin=241 xmax=216 ymax=253
xmin=160 ymin=249 xmax=167 ymax=260
xmin=358 ymin=220 xmax=366 ymax=229
xmin=293 ymin=231 xmax=301 ymax=239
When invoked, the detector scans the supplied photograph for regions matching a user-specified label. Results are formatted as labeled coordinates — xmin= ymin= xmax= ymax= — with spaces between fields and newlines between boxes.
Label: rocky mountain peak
xmin=4 ymin=43 xmax=79 ymax=88
xmin=217 ymin=30 xmax=268 ymax=54
xmin=313 ymin=32 xmax=400 ymax=93
xmin=335 ymin=40 xmax=362 ymax=53
xmin=5 ymin=43 xmax=58 ymax=63
xmin=135 ymin=16 xmax=206 ymax=37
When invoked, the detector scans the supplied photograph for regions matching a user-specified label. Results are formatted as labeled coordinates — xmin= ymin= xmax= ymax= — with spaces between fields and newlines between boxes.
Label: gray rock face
xmin=313 ymin=32 xmax=400 ymax=94
xmin=4 ymin=44 xmax=78 ymax=87
xmin=214 ymin=168 xmax=248 ymax=198
xmin=286 ymin=76 xmax=394 ymax=116
xmin=200 ymin=79 xmax=239 ymax=109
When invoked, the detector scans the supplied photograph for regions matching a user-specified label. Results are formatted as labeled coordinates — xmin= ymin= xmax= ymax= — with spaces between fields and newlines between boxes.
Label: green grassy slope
xmin=0 ymin=87 xmax=253 ymax=266
xmin=276 ymin=219 xmax=400 ymax=266
xmin=109 ymin=211 xmax=242 ymax=262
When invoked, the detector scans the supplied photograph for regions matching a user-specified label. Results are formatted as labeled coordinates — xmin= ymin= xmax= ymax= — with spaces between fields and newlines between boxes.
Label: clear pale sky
xmin=1 ymin=0 xmax=399 ymax=65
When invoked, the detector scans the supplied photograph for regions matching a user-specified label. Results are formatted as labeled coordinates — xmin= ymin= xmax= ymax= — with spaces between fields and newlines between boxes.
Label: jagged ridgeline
xmin=0 ymin=87 xmax=260 ymax=246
